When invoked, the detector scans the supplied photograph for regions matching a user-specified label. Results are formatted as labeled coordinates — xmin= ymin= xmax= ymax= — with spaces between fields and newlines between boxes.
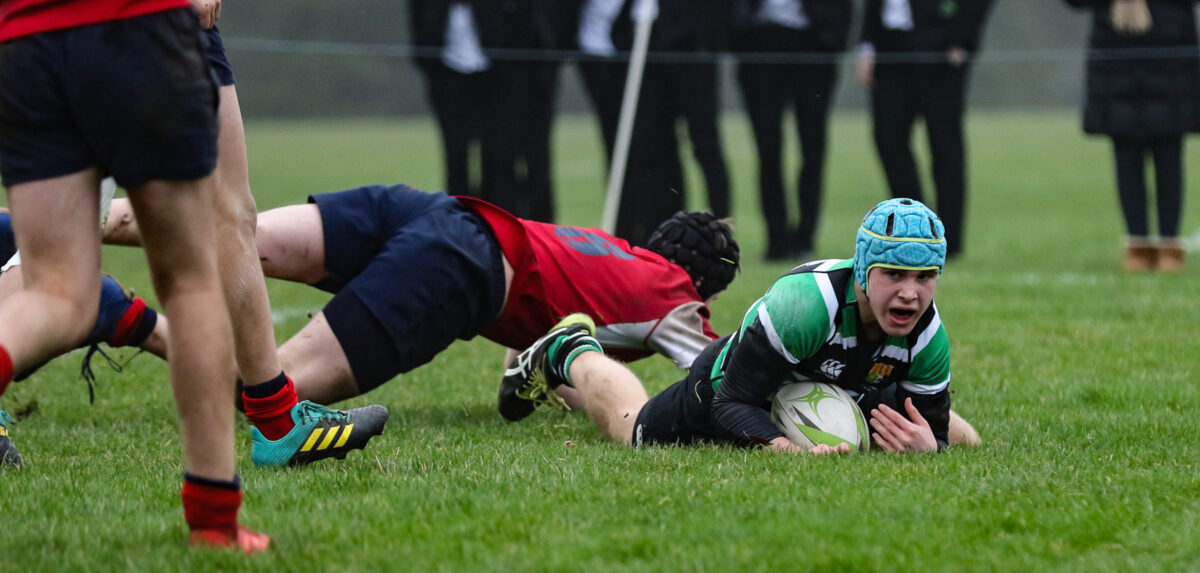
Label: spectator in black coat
xmin=411 ymin=0 xmax=559 ymax=222
xmin=1063 ymin=0 xmax=1199 ymax=272
xmin=733 ymin=0 xmax=853 ymax=261
xmin=613 ymin=0 xmax=734 ymax=245
xmin=856 ymin=0 xmax=994 ymax=259
xmin=487 ymin=0 xmax=562 ymax=222
xmin=410 ymin=0 xmax=499 ymax=200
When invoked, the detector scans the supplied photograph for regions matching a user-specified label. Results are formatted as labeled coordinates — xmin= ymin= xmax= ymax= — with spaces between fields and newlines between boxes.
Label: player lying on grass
xmin=501 ymin=198 xmax=980 ymax=452
xmin=0 ymin=209 xmax=167 ymax=468
xmin=102 ymin=184 xmax=741 ymax=422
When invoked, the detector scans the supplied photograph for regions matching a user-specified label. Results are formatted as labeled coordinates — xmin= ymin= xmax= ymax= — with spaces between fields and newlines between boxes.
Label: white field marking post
xmin=601 ymin=0 xmax=658 ymax=234
xmin=99 ymin=177 xmax=117 ymax=230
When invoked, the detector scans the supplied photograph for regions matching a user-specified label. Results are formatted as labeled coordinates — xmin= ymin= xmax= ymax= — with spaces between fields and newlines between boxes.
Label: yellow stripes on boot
xmin=299 ymin=424 xmax=355 ymax=452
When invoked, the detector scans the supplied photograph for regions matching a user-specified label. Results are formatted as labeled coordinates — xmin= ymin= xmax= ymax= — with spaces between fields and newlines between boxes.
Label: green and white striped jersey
xmin=707 ymin=258 xmax=952 ymax=446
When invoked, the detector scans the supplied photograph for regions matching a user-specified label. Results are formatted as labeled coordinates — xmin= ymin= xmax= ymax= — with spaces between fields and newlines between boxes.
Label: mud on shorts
xmin=309 ymin=185 xmax=507 ymax=393
xmin=0 ymin=9 xmax=219 ymax=189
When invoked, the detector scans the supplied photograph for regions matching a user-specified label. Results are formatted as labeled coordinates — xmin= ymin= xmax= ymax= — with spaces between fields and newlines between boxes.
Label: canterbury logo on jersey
xmin=0 ymin=426 xmax=7 ymax=437
xmin=820 ymin=359 xmax=844 ymax=378
xmin=300 ymin=424 xmax=355 ymax=452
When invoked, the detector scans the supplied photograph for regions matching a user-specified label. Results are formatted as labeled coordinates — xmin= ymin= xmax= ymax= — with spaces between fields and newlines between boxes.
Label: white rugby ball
xmin=770 ymin=382 xmax=869 ymax=452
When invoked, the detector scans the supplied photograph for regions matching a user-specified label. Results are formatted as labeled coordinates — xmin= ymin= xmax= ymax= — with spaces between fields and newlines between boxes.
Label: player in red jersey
xmin=0 ymin=0 xmax=266 ymax=551
xmin=103 ymin=184 xmax=740 ymax=419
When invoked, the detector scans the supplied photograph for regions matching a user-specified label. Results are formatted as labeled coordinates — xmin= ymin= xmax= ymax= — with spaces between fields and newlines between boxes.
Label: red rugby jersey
xmin=0 ymin=0 xmax=188 ymax=42
xmin=458 ymin=197 xmax=718 ymax=368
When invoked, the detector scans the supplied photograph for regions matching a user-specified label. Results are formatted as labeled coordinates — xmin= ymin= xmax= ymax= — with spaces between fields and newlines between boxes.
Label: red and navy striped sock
xmin=242 ymin=372 xmax=297 ymax=441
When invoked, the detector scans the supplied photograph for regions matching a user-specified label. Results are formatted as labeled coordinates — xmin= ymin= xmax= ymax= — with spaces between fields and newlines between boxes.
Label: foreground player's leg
xmin=127 ymin=175 xmax=262 ymax=548
xmin=206 ymin=85 xmax=314 ymax=457
xmin=0 ymin=171 xmax=104 ymax=393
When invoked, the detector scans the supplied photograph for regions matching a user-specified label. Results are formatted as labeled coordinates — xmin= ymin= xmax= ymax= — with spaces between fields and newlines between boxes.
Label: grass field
xmin=2 ymin=110 xmax=1198 ymax=571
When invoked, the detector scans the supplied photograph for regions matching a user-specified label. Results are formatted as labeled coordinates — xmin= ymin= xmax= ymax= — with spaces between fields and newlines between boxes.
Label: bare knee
xmin=29 ymin=271 xmax=101 ymax=341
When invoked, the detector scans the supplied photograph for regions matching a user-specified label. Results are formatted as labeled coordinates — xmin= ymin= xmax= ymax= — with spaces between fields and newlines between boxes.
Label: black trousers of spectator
xmin=617 ymin=60 xmax=686 ymax=245
xmin=491 ymin=59 xmax=560 ymax=222
xmin=1112 ymin=135 xmax=1185 ymax=238
xmin=738 ymin=39 xmax=838 ymax=259
xmin=578 ymin=56 xmax=626 ymax=164
xmin=674 ymin=59 xmax=731 ymax=218
xmin=871 ymin=62 xmax=969 ymax=256
xmin=421 ymin=64 xmax=500 ymax=199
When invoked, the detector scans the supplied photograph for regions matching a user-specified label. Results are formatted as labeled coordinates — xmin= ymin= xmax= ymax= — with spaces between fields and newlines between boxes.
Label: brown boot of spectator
xmin=1123 ymin=237 xmax=1157 ymax=272
xmin=1156 ymin=238 xmax=1186 ymax=273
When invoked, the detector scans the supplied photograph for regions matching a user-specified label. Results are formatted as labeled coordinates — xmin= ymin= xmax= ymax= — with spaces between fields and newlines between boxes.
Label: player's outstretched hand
xmin=870 ymin=398 xmax=937 ymax=453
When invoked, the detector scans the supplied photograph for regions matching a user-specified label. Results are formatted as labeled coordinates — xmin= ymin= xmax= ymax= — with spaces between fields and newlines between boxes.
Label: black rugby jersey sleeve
xmin=711 ymin=321 xmax=794 ymax=445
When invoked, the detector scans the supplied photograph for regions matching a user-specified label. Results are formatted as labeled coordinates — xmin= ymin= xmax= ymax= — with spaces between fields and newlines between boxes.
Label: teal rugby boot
xmin=251 ymin=401 xmax=388 ymax=467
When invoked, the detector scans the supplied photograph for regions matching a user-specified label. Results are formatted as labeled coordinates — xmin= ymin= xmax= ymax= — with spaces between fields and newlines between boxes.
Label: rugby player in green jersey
xmin=502 ymin=198 xmax=978 ymax=453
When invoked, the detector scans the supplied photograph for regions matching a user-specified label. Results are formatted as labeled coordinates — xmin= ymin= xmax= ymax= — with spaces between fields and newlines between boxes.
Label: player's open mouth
xmin=888 ymin=308 xmax=916 ymax=324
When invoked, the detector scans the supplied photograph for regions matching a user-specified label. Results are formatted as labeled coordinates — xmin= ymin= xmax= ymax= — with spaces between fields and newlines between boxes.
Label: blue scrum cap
xmin=853 ymin=198 xmax=946 ymax=295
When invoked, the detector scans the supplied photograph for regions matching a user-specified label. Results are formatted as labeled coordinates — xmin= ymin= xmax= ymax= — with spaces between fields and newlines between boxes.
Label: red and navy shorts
xmin=0 ymin=8 xmax=219 ymax=189
xmin=309 ymin=185 xmax=507 ymax=393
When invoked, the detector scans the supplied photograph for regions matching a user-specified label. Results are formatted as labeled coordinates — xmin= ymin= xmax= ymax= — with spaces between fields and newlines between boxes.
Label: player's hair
xmin=854 ymin=198 xmax=946 ymax=295
xmin=645 ymin=212 xmax=740 ymax=300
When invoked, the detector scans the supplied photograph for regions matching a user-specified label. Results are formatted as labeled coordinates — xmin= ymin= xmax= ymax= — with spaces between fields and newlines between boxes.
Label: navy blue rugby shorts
xmin=309 ymin=185 xmax=507 ymax=393
xmin=0 ymin=9 xmax=219 ymax=189
xmin=203 ymin=26 xmax=236 ymax=87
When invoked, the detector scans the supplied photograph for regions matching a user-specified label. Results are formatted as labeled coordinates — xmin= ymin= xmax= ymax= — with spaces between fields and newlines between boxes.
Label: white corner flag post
xmin=601 ymin=0 xmax=658 ymax=234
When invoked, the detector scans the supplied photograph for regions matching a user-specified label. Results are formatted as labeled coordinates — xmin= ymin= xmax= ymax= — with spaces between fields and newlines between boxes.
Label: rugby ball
xmin=770 ymin=382 xmax=869 ymax=452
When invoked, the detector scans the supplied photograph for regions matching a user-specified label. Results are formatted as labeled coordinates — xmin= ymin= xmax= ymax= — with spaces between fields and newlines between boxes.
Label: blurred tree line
xmin=219 ymin=1 xmax=1092 ymax=118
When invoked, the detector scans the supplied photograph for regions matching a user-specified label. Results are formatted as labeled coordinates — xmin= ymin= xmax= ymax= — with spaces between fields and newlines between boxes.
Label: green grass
xmin=3 ymin=109 xmax=1199 ymax=571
